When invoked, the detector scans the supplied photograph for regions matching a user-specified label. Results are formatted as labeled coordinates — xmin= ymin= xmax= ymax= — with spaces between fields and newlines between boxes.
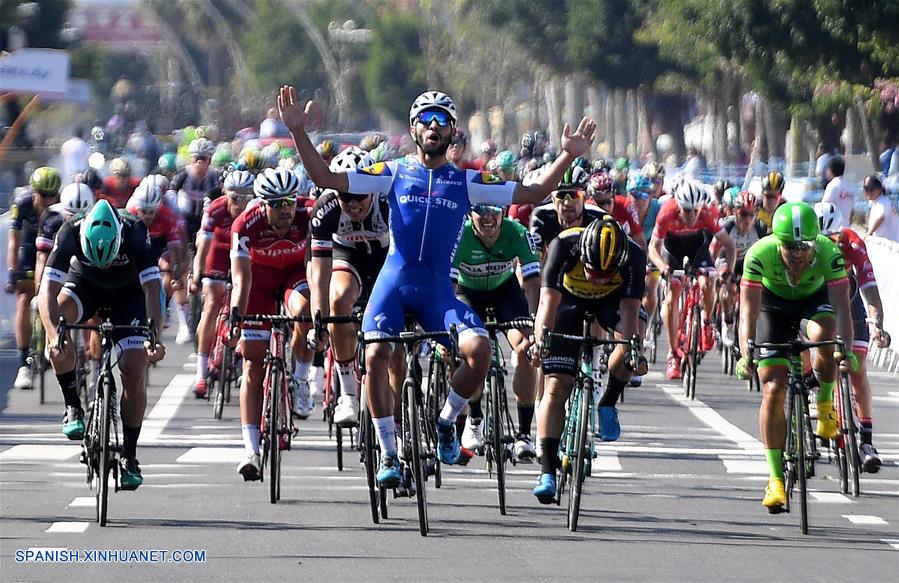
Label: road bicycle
xmin=672 ymin=259 xmax=716 ymax=400
xmin=207 ymin=280 xmax=240 ymax=420
xmin=57 ymin=316 xmax=156 ymax=527
xmin=542 ymin=319 xmax=642 ymax=531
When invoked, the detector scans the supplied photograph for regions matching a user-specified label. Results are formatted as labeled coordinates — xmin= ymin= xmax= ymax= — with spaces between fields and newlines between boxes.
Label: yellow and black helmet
xmin=762 ymin=170 xmax=784 ymax=193
xmin=580 ymin=216 xmax=629 ymax=273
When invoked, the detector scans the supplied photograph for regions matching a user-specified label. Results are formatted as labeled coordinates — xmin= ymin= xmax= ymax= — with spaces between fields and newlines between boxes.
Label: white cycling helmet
xmin=408 ymin=90 xmax=457 ymax=127
xmin=223 ymin=169 xmax=255 ymax=192
xmin=189 ymin=138 xmax=215 ymax=157
xmin=814 ymin=201 xmax=844 ymax=235
xmin=132 ymin=179 xmax=164 ymax=210
xmin=59 ymin=182 xmax=95 ymax=214
xmin=145 ymin=173 xmax=170 ymax=193
xmin=329 ymin=146 xmax=373 ymax=172
xmin=254 ymin=167 xmax=300 ymax=200
xmin=674 ymin=179 xmax=706 ymax=210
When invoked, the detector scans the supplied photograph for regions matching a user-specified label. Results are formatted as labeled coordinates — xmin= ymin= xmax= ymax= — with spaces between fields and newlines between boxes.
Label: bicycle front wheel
xmin=839 ymin=371 xmax=860 ymax=497
xmin=360 ymin=403 xmax=380 ymax=524
xmin=488 ymin=371 xmax=507 ymax=515
xmin=97 ymin=372 xmax=115 ymax=527
xmin=793 ymin=390 xmax=808 ymax=535
xmin=568 ymin=381 xmax=592 ymax=531
xmin=406 ymin=379 xmax=429 ymax=536
xmin=687 ymin=304 xmax=700 ymax=400
xmin=266 ymin=364 xmax=282 ymax=504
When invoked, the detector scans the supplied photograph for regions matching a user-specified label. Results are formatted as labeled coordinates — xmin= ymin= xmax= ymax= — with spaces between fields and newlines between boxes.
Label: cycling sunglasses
xmin=471 ymin=204 xmax=503 ymax=216
xmin=783 ymin=240 xmax=814 ymax=253
xmin=584 ymin=263 xmax=616 ymax=280
xmin=265 ymin=196 xmax=297 ymax=208
xmin=594 ymin=197 xmax=614 ymax=208
xmin=553 ymin=189 xmax=584 ymax=202
xmin=416 ymin=109 xmax=452 ymax=127
xmin=338 ymin=192 xmax=370 ymax=202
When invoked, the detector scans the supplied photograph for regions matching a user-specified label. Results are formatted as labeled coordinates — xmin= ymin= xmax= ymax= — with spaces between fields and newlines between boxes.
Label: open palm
xmin=560 ymin=117 xmax=597 ymax=159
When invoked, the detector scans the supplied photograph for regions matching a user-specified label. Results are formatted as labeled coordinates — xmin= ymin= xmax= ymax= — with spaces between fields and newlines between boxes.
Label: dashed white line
xmin=842 ymin=514 xmax=888 ymax=525
xmin=809 ymin=491 xmax=852 ymax=504
xmin=46 ymin=522 xmax=89 ymax=533
xmin=141 ymin=373 xmax=193 ymax=443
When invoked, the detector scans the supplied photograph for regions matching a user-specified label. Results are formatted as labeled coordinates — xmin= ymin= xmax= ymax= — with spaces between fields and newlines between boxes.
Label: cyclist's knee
xmin=365 ymin=342 xmax=391 ymax=368
xmin=461 ymin=336 xmax=491 ymax=373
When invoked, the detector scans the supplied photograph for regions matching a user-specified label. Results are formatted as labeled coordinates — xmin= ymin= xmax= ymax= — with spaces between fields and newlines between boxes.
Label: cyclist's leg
xmin=803 ymin=295 xmax=838 ymax=437
xmin=495 ymin=280 xmax=537 ymax=437
xmin=693 ymin=244 xmax=717 ymax=350
xmin=845 ymin=294 xmax=876 ymax=455
xmin=661 ymin=245 xmax=684 ymax=357
xmin=286 ymin=274 xmax=315 ymax=417
xmin=329 ymin=265 xmax=362 ymax=399
xmin=14 ymin=277 xmax=36 ymax=379
xmin=193 ymin=278 xmax=225 ymax=393
xmin=48 ymin=285 xmax=83 ymax=415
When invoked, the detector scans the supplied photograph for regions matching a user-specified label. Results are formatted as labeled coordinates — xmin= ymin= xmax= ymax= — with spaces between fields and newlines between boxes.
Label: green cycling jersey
xmin=451 ymin=217 xmax=540 ymax=291
xmin=741 ymin=234 xmax=848 ymax=299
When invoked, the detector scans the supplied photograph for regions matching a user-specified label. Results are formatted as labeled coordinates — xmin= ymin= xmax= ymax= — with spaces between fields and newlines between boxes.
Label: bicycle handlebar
xmin=484 ymin=317 xmax=534 ymax=333
xmin=747 ymin=337 xmax=847 ymax=357
xmin=56 ymin=316 xmax=158 ymax=353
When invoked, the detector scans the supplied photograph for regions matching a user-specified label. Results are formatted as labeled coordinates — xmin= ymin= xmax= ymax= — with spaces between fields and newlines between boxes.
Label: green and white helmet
xmin=79 ymin=199 xmax=123 ymax=268
xmin=772 ymin=201 xmax=819 ymax=242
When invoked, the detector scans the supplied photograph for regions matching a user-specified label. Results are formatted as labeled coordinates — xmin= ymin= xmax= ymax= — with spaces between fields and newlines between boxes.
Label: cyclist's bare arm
xmin=616 ymin=298 xmax=641 ymax=340
xmin=648 ymin=235 xmax=668 ymax=273
xmin=511 ymin=118 xmax=596 ymax=205
xmin=739 ymin=284 xmax=762 ymax=359
xmin=6 ymin=229 xmax=19 ymax=280
xmin=193 ymin=234 xmax=210 ymax=280
xmin=38 ymin=278 xmax=64 ymax=347
xmin=34 ymin=252 xmax=48 ymax=291
xmin=860 ymin=285 xmax=889 ymax=346
xmin=309 ymin=254 xmax=332 ymax=321
xmin=713 ymin=230 xmax=737 ymax=272
xmin=230 ymin=255 xmax=251 ymax=316
xmin=142 ymin=278 xmax=165 ymax=360
xmin=523 ymin=276 xmax=540 ymax=314
xmin=533 ymin=287 xmax=562 ymax=345
xmin=278 ymin=85 xmax=348 ymax=193
xmin=827 ymin=279 xmax=854 ymax=349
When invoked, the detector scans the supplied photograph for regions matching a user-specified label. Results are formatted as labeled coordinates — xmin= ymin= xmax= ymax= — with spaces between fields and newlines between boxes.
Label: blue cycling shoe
xmin=436 ymin=419 xmax=460 ymax=464
xmin=599 ymin=406 xmax=620 ymax=441
xmin=376 ymin=453 xmax=402 ymax=488
xmin=532 ymin=473 xmax=557 ymax=504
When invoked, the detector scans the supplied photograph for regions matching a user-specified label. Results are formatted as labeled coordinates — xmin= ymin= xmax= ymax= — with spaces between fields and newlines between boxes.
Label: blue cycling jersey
xmin=640 ymin=198 xmax=662 ymax=241
xmin=345 ymin=159 xmax=516 ymax=339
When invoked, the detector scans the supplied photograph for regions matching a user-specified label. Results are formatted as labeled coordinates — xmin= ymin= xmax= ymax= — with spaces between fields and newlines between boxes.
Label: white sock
xmin=337 ymin=360 xmax=357 ymax=397
xmin=293 ymin=360 xmax=311 ymax=383
xmin=373 ymin=415 xmax=397 ymax=456
xmin=439 ymin=388 xmax=469 ymax=424
xmin=178 ymin=303 xmax=190 ymax=327
xmin=241 ymin=424 xmax=260 ymax=455
xmin=195 ymin=353 xmax=208 ymax=381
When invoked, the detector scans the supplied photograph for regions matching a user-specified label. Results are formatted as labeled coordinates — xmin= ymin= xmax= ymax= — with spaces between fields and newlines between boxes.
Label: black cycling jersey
xmin=528 ymin=202 xmax=607 ymax=251
xmin=309 ymin=191 xmax=390 ymax=257
xmin=10 ymin=192 xmax=43 ymax=274
xmin=44 ymin=210 xmax=160 ymax=290
xmin=36 ymin=205 xmax=66 ymax=254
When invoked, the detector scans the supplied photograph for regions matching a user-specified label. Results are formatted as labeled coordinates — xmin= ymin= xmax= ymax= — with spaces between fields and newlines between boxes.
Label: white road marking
xmin=809 ymin=491 xmax=852 ymax=504
xmin=176 ymin=447 xmax=246 ymax=463
xmin=657 ymin=384 xmax=764 ymax=452
xmin=842 ymin=514 xmax=888 ymax=525
xmin=141 ymin=373 xmax=194 ymax=443
xmin=46 ymin=522 xmax=89 ymax=533
xmin=594 ymin=450 xmax=622 ymax=471
xmin=0 ymin=445 xmax=80 ymax=462
xmin=881 ymin=539 xmax=899 ymax=550
xmin=67 ymin=497 xmax=96 ymax=508
xmin=719 ymin=458 xmax=769 ymax=474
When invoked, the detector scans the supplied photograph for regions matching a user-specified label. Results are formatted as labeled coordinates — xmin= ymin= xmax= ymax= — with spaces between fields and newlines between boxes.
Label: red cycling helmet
xmin=734 ymin=191 xmax=759 ymax=212
xmin=587 ymin=172 xmax=613 ymax=196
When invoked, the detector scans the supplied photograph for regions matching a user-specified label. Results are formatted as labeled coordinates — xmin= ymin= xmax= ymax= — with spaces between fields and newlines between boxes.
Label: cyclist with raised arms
xmin=189 ymin=170 xmax=254 ymax=398
xmin=451 ymin=203 xmax=541 ymax=460
xmin=649 ymin=179 xmax=736 ymax=379
xmin=307 ymin=147 xmax=393 ymax=427
xmin=736 ymin=202 xmax=854 ymax=512
xmin=7 ymin=167 xmax=61 ymax=390
xmin=228 ymin=168 xmax=315 ymax=481
xmin=279 ymin=84 xmax=596 ymax=487
xmin=814 ymin=202 xmax=890 ymax=472
xmin=713 ymin=191 xmax=769 ymax=346
xmin=530 ymin=217 xmax=647 ymax=502
xmin=38 ymin=199 xmax=165 ymax=490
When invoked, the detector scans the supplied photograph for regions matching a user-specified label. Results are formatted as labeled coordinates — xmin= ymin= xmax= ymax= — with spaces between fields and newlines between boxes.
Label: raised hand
xmin=560 ymin=117 xmax=597 ymax=159
xmin=277 ymin=85 xmax=314 ymax=130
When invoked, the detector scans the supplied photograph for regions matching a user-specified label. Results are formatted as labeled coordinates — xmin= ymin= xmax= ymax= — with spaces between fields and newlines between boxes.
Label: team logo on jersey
xmin=359 ymin=162 xmax=390 ymax=176
xmin=474 ymin=172 xmax=504 ymax=185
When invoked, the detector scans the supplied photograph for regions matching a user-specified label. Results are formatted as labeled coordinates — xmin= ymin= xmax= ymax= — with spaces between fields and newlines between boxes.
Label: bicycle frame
xmin=672 ymin=261 xmax=715 ymax=400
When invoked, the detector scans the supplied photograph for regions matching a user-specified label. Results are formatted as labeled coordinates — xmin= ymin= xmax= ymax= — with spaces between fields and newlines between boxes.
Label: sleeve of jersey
xmin=513 ymin=222 xmax=540 ymax=280
xmin=44 ymin=221 xmax=77 ymax=284
xmin=847 ymin=234 xmax=877 ymax=289
xmin=199 ymin=208 xmax=216 ymax=239
xmin=310 ymin=200 xmax=338 ymax=258
xmin=740 ymin=244 xmax=765 ymax=289
xmin=35 ymin=215 xmax=57 ymax=252
xmin=823 ymin=239 xmax=849 ymax=286
xmin=466 ymin=170 xmax=516 ymax=206
xmin=230 ymin=217 xmax=251 ymax=260
xmin=345 ymin=162 xmax=396 ymax=196
xmin=625 ymin=201 xmax=642 ymax=235
xmin=651 ymin=204 xmax=671 ymax=239
xmin=9 ymin=199 xmax=23 ymax=230
xmin=621 ymin=242 xmax=647 ymax=299
xmin=540 ymin=237 xmax=567 ymax=291
xmin=128 ymin=222 xmax=162 ymax=284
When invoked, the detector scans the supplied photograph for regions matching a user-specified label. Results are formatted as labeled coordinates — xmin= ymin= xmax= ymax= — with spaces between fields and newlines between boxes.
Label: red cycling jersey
xmin=606 ymin=195 xmax=642 ymax=236
xmin=230 ymin=204 xmax=310 ymax=269
xmin=651 ymin=198 xmax=722 ymax=241
xmin=835 ymin=227 xmax=876 ymax=292
xmin=200 ymin=196 xmax=239 ymax=277
xmin=126 ymin=202 xmax=182 ymax=244
xmin=100 ymin=176 xmax=140 ymax=209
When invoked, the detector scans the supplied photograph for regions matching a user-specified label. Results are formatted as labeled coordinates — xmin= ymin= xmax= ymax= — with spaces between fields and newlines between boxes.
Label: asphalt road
xmin=1 ymin=330 xmax=897 ymax=583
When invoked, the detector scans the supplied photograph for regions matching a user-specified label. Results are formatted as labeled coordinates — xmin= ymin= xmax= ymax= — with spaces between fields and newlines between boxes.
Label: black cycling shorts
xmin=543 ymin=293 xmax=647 ymax=377
xmin=455 ymin=276 xmax=531 ymax=324
xmin=755 ymin=287 xmax=834 ymax=362
xmin=850 ymin=291 xmax=869 ymax=351
xmin=332 ymin=245 xmax=388 ymax=303
xmin=15 ymin=244 xmax=37 ymax=280
xmin=663 ymin=237 xmax=714 ymax=271
xmin=60 ymin=272 xmax=149 ymax=349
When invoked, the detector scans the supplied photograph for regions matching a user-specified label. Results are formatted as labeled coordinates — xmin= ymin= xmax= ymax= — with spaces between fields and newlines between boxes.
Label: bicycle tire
xmin=426 ymin=351 xmax=446 ymax=489
xmin=568 ymin=381 xmax=591 ymax=531
xmin=783 ymin=389 xmax=795 ymax=515
xmin=490 ymin=370 xmax=507 ymax=515
xmin=213 ymin=345 xmax=230 ymax=420
xmin=688 ymin=304 xmax=700 ymax=400
xmin=840 ymin=371 xmax=860 ymax=497
xmin=407 ymin=378 xmax=429 ymax=536
xmin=97 ymin=372 xmax=115 ymax=527
xmin=794 ymin=390 xmax=808 ymax=535
xmin=267 ymin=364 xmax=281 ymax=504
xmin=360 ymin=404 xmax=380 ymax=524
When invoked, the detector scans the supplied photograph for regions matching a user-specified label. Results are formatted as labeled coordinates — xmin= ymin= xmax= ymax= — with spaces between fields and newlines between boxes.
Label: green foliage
xmin=478 ymin=0 xmax=571 ymax=71
xmin=362 ymin=12 xmax=426 ymax=124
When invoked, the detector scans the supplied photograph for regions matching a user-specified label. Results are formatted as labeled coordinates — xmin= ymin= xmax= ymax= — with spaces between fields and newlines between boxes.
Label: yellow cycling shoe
xmin=815 ymin=400 xmax=839 ymax=440
xmin=762 ymin=478 xmax=786 ymax=513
